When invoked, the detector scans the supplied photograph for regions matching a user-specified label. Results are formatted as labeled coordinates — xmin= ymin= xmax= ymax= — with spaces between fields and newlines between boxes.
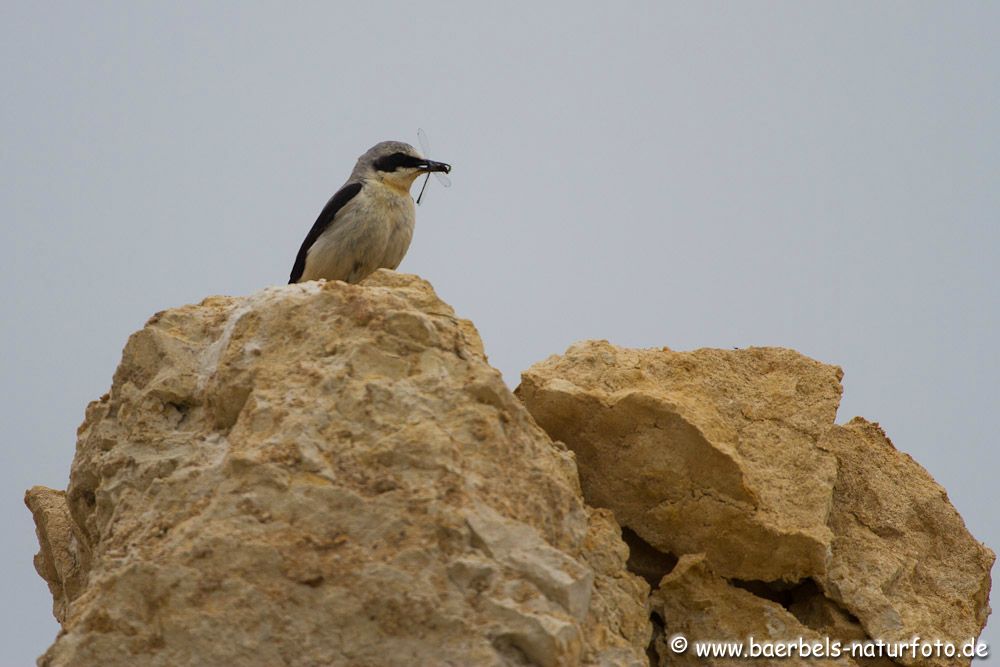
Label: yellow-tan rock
xmin=518 ymin=340 xmax=994 ymax=667
xmin=516 ymin=340 xmax=843 ymax=582
xmin=24 ymin=487 xmax=92 ymax=624
xmin=27 ymin=272 xmax=650 ymax=667
xmin=815 ymin=418 xmax=994 ymax=666
xmin=788 ymin=586 xmax=897 ymax=667
xmin=650 ymin=554 xmax=857 ymax=667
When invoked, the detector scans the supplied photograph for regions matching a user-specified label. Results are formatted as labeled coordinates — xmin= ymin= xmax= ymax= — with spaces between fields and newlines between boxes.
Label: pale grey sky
xmin=2 ymin=3 xmax=997 ymax=664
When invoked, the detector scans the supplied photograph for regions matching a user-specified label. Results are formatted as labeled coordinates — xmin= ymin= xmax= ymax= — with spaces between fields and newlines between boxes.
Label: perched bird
xmin=288 ymin=141 xmax=451 ymax=284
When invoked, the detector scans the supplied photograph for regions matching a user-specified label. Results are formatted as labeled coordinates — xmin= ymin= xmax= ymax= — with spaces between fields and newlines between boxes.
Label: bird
xmin=288 ymin=141 xmax=451 ymax=285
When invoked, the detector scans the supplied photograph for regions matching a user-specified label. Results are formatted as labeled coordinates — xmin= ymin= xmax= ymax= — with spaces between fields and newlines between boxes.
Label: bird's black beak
xmin=419 ymin=160 xmax=451 ymax=174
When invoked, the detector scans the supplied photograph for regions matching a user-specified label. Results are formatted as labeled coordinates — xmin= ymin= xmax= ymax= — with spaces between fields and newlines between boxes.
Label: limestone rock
xmin=650 ymin=555 xmax=857 ymax=667
xmin=815 ymin=418 xmax=994 ymax=666
xmin=518 ymin=340 xmax=993 ymax=667
xmin=27 ymin=272 xmax=649 ymax=667
xmin=24 ymin=487 xmax=92 ymax=624
xmin=516 ymin=340 xmax=843 ymax=582
xmin=788 ymin=586 xmax=897 ymax=667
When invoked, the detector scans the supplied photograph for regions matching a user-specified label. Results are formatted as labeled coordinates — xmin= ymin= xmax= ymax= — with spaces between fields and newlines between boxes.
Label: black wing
xmin=288 ymin=181 xmax=364 ymax=284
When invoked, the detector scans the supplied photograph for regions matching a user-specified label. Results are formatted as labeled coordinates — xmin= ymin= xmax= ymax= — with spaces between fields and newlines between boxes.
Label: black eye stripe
xmin=373 ymin=152 xmax=425 ymax=172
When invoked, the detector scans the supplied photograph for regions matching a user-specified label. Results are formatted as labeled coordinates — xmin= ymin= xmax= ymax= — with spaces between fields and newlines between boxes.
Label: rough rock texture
xmin=650 ymin=555 xmax=857 ymax=667
xmin=516 ymin=341 xmax=843 ymax=583
xmin=815 ymin=418 xmax=994 ymax=664
xmin=26 ymin=272 xmax=649 ymax=667
xmin=518 ymin=340 xmax=993 ymax=667
xmin=24 ymin=487 xmax=92 ymax=624
xmin=788 ymin=586 xmax=897 ymax=667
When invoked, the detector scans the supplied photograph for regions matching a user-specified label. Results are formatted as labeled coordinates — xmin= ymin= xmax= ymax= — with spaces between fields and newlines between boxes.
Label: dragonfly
xmin=416 ymin=128 xmax=451 ymax=205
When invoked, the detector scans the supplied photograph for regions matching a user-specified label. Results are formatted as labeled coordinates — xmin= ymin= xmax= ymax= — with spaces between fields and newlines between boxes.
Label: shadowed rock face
xmin=25 ymin=272 xmax=650 ymax=667
xmin=518 ymin=340 xmax=993 ymax=667
xmin=651 ymin=555 xmax=859 ymax=667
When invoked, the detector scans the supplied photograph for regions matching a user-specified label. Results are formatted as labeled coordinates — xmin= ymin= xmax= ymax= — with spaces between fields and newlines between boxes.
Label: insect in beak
xmin=416 ymin=128 xmax=452 ymax=205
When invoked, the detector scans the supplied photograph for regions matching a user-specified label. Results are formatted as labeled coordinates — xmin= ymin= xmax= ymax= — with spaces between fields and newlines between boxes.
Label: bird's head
xmin=351 ymin=141 xmax=451 ymax=194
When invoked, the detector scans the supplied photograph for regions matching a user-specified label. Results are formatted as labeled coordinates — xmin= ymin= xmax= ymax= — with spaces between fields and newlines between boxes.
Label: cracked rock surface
xmin=25 ymin=273 xmax=649 ymax=667
xmin=651 ymin=555 xmax=858 ymax=667
xmin=517 ymin=341 xmax=843 ymax=583
xmin=518 ymin=340 xmax=993 ymax=667
xmin=816 ymin=418 xmax=994 ymax=665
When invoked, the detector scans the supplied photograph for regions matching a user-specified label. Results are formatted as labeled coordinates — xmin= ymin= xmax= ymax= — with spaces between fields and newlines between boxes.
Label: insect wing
xmin=433 ymin=169 xmax=451 ymax=188
xmin=417 ymin=127 xmax=432 ymax=156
